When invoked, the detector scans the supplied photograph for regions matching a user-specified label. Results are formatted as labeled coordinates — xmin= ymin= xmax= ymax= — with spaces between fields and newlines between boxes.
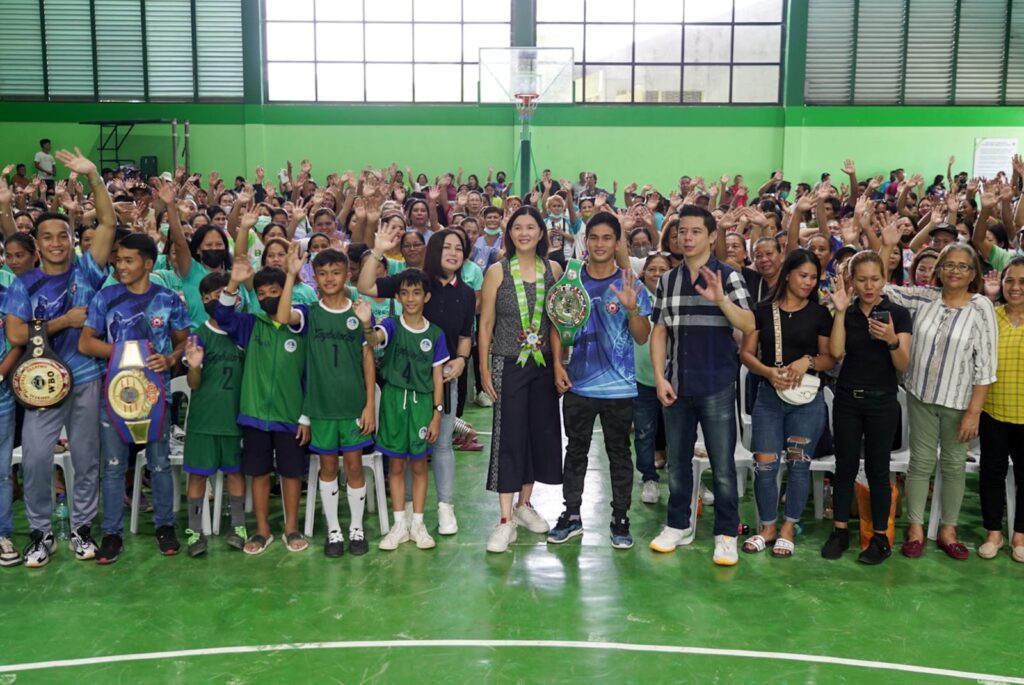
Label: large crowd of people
xmin=0 ymin=140 xmax=1022 ymax=569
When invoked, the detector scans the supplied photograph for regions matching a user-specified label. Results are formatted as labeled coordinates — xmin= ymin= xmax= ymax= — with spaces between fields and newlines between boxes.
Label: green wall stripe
xmin=0 ymin=101 xmax=1021 ymax=128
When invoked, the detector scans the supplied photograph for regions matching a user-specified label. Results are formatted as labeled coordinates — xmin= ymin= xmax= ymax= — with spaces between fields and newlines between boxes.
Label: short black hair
xmin=15 ymin=163 xmax=26 ymax=172
xmin=199 ymin=271 xmax=230 ymax=297
xmin=312 ymin=248 xmax=349 ymax=269
xmin=676 ymin=205 xmax=717 ymax=234
xmin=397 ymin=267 xmax=431 ymax=293
xmin=39 ymin=138 xmax=50 ymax=147
xmin=585 ymin=211 xmax=621 ymax=240
xmin=32 ymin=212 xmax=71 ymax=234
xmin=119 ymin=233 xmax=158 ymax=264
xmin=481 ymin=206 xmax=502 ymax=217
xmin=253 ymin=266 xmax=286 ymax=290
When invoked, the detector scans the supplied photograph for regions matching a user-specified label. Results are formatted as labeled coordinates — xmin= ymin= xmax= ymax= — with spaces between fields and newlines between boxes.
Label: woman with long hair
xmin=822 ymin=251 xmax=912 ymax=564
xmin=477 ymin=206 xmax=564 ymax=552
xmin=884 ymin=243 xmax=998 ymax=560
xmin=978 ymin=257 xmax=1024 ymax=561
xmin=740 ymin=249 xmax=835 ymax=557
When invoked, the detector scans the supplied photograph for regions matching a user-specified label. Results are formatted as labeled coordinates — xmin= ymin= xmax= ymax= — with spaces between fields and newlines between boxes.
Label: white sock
xmin=319 ymin=478 xmax=341 ymax=533
xmin=413 ymin=512 xmax=424 ymax=525
xmin=347 ymin=484 xmax=366 ymax=533
xmin=394 ymin=509 xmax=406 ymax=527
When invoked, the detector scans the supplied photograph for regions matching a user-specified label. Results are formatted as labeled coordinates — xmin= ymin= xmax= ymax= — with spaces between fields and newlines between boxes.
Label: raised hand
xmin=667 ymin=191 xmax=682 ymax=211
xmin=842 ymin=159 xmax=856 ymax=175
xmin=0 ymin=177 xmax=11 ymax=206
xmin=983 ymin=270 xmax=1001 ymax=301
xmin=427 ymin=185 xmax=441 ymax=203
xmin=830 ymin=273 xmax=850 ymax=312
xmin=286 ymin=240 xmax=305 ymax=276
xmin=1013 ymin=154 xmax=1024 ymax=177
xmin=719 ymin=174 xmax=730 ymax=186
xmin=239 ymin=207 xmax=260 ymax=231
xmin=373 ymin=220 xmax=402 ymax=254
xmin=154 ymin=178 xmax=177 ymax=207
xmin=353 ymin=297 xmax=373 ymax=324
xmin=694 ymin=266 xmax=725 ymax=304
xmin=880 ymin=217 xmax=901 ymax=247
xmin=608 ymin=268 xmax=639 ymax=311
xmin=979 ymin=187 xmax=998 ymax=210
xmin=966 ymin=177 xmax=980 ymax=197
xmin=300 ymin=159 xmax=312 ymax=175
xmin=230 ymin=259 xmax=254 ymax=285
xmin=54 ymin=147 xmax=97 ymax=176
xmin=184 ymin=335 xmax=204 ymax=368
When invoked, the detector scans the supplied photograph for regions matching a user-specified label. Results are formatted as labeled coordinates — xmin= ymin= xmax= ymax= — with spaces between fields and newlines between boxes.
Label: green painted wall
xmin=1 ymin=102 xmax=1022 ymax=194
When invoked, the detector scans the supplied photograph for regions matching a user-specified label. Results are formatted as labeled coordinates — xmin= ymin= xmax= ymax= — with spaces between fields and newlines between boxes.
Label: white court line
xmin=0 ymin=639 xmax=1020 ymax=682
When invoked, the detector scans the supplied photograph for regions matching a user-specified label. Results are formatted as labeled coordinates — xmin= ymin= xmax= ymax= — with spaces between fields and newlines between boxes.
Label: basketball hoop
xmin=515 ymin=93 xmax=540 ymax=122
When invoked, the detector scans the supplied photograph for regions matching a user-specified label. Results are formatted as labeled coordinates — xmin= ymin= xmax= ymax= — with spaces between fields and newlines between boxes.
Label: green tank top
xmin=186 ymin=322 xmax=244 ymax=436
xmin=303 ymin=301 xmax=368 ymax=420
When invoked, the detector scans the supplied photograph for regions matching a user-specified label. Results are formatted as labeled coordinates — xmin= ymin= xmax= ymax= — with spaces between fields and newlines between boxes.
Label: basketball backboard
xmin=478 ymin=47 xmax=575 ymax=104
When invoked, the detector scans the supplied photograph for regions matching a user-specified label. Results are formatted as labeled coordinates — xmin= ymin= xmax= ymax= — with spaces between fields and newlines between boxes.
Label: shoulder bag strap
xmin=772 ymin=303 xmax=784 ymax=369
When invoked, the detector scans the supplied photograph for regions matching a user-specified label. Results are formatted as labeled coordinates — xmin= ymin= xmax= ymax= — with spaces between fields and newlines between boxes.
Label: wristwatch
xmin=887 ymin=341 xmax=900 ymax=350
xmin=434 ymin=404 xmax=444 ymax=413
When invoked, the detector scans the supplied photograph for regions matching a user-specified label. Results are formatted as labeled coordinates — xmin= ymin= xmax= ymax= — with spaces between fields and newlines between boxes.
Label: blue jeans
xmin=101 ymin=404 xmax=174 ymax=536
xmin=0 ymin=412 xmax=14 ymax=538
xmin=632 ymin=383 xmax=660 ymax=483
xmin=664 ymin=384 xmax=739 ymax=536
xmin=406 ymin=380 xmax=456 ymax=504
xmin=751 ymin=383 xmax=826 ymax=526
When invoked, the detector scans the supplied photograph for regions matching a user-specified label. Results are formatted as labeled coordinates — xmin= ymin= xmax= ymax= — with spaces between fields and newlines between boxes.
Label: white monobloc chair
xmin=11 ymin=428 xmax=74 ymax=515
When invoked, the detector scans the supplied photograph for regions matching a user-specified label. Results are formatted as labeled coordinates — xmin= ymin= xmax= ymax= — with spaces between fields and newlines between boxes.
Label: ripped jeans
xmin=750 ymin=382 xmax=826 ymax=527
xmin=100 ymin=403 xmax=174 ymax=536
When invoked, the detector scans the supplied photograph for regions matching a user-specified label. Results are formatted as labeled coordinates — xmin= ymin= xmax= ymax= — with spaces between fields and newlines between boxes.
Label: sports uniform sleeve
xmin=635 ymin=278 xmax=653 ymax=316
xmin=76 ymin=250 xmax=106 ymax=290
xmin=375 ymin=316 xmax=397 ymax=349
xmin=215 ymin=292 xmax=256 ymax=348
xmin=168 ymin=292 xmax=191 ymax=333
xmin=85 ymin=293 xmax=108 ymax=338
xmin=4 ymin=278 xmax=30 ymax=322
xmin=292 ymin=304 xmax=310 ymax=335
xmin=433 ymin=332 xmax=450 ymax=366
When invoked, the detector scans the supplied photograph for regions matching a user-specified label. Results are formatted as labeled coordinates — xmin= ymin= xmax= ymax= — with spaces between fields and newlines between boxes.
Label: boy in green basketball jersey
xmin=214 ymin=261 xmax=309 ymax=555
xmin=181 ymin=272 xmax=247 ymax=557
xmin=355 ymin=269 xmax=448 ymax=551
xmin=275 ymin=242 xmax=375 ymax=557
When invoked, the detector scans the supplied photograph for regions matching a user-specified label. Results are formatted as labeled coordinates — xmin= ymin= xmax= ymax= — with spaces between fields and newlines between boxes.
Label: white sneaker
xmin=486 ymin=521 xmax=518 ymax=553
xmin=378 ymin=518 xmax=410 ymax=551
xmin=69 ymin=526 xmax=97 ymax=561
xmin=0 ymin=536 xmax=21 ymax=567
xmin=437 ymin=502 xmax=458 ymax=535
xmin=23 ymin=531 xmax=54 ymax=568
xmin=475 ymin=391 xmax=494 ymax=408
xmin=409 ymin=520 xmax=436 ymax=549
xmin=649 ymin=525 xmax=695 ymax=553
xmin=701 ymin=485 xmax=716 ymax=507
xmin=713 ymin=535 xmax=738 ymax=566
xmin=641 ymin=480 xmax=659 ymax=504
xmin=512 ymin=504 xmax=550 ymax=534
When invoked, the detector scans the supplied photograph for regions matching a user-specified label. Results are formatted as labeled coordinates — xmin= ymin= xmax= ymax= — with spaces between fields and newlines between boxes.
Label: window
xmin=806 ymin=0 xmax=1024 ymax=105
xmin=536 ymin=0 xmax=785 ymax=104
xmin=0 ymin=0 xmax=242 ymax=102
xmin=263 ymin=0 xmax=512 ymax=102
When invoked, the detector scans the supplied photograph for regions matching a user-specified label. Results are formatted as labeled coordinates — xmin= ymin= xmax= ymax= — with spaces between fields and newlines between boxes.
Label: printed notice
xmin=973 ymin=138 xmax=1018 ymax=179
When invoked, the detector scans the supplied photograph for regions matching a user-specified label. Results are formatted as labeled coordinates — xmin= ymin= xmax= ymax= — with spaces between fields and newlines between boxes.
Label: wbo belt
xmin=104 ymin=340 xmax=167 ymax=445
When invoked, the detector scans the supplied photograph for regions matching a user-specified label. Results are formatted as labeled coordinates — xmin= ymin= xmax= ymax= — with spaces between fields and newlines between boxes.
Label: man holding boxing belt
xmin=5 ymin=148 xmax=116 ymax=568
xmin=80 ymin=234 xmax=190 ymax=564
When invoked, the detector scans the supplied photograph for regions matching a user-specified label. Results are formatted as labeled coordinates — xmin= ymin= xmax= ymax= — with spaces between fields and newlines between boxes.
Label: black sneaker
xmin=609 ymin=516 xmax=633 ymax=550
xmin=324 ymin=530 xmax=345 ymax=558
xmin=23 ymin=530 xmax=53 ymax=568
xmin=155 ymin=525 xmax=180 ymax=555
xmin=820 ymin=528 xmax=850 ymax=560
xmin=185 ymin=528 xmax=208 ymax=557
xmin=96 ymin=534 xmax=124 ymax=565
xmin=348 ymin=529 xmax=369 ymax=556
xmin=858 ymin=533 xmax=892 ymax=565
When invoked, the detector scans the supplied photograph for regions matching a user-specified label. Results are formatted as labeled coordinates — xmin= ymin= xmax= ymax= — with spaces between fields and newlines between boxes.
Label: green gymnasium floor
xmin=2 ymin=404 xmax=1022 ymax=684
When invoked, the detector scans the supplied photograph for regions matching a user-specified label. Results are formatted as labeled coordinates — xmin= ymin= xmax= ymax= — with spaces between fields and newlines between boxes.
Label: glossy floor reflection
xmin=0 ymin=404 xmax=1020 ymax=684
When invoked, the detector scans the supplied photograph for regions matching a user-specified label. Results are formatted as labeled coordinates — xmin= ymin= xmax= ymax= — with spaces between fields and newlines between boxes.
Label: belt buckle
xmin=852 ymin=389 xmax=865 ymax=400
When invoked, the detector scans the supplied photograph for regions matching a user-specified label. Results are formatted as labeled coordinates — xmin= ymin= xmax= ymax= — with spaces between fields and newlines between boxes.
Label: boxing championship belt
xmin=11 ymin=319 xmax=73 ymax=410
xmin=545 ymin=258 xmax=592 ymax=347
xmin=105 ymin=340 xmax=166 ymax=445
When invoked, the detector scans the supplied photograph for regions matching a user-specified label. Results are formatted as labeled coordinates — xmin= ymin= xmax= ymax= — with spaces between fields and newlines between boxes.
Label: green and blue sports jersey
xmin=5 ymin=251 xmax=107 ymax=385
xmin=566 ymin=268 xmax=652 ymax=400
xmin=376 ymin=316 xmax=449 ymax=394
xmin=85 ymin=281 xmax=190 ymax=385
xmin=294 ymin=301 xmax=370 ymax=420
xmin=187 ymin=321 xmax=244 ymax=436
xmin=0 ymin=270 xmax=16 ymax=417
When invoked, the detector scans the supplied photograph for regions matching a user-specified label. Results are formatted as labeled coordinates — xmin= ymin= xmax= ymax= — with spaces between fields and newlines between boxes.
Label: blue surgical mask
xmin=778 ymin=191 xmax=789 ymax=201
xmin=255 ymin=216 xmax=272 ymax=232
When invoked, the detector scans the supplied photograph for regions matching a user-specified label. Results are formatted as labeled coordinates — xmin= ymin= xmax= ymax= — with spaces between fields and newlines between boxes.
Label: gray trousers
xmin=22 ymin=379 xmax=101 ymax=532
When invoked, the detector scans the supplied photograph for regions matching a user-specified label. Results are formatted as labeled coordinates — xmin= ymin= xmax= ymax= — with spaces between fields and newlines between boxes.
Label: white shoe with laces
xmin=378 ymin=518 xmax=410 ymax=551
xmin=437 ymin=502 xmax=458 ymax=535
xmin=0 ymin=536 xmax=21 ymax=566
xmin=641 ymin=480 xmax=659 ymax=504
xmin=475 ymin=391 xmax=494 ymax=408
xmin=713 ymin=535 xmax=739 ymax=566
xmin=486 ymin=521 xmax=518 ymax=553
xmin=409 ymin=520 xmax=436 ymax=549
xmin=512 ymin=504 xmax=550 ymax=534
xmin=649 ymin=525 xmax=695 ymax=553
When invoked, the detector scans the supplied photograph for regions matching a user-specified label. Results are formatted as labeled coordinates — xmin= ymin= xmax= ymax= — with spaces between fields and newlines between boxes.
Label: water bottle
xmin=55 ymin=494 xmax=70 ymax=541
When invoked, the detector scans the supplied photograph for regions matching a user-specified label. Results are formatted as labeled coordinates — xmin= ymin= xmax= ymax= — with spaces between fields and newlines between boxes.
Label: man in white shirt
xmin=34 ymin=138 xmax=56 ymax=194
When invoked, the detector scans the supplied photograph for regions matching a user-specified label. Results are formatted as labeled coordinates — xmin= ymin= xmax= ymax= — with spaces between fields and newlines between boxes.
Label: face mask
xmin=484 ymin=227 xmax=501 ymax=236
xmin=159 ymin=222 xmax=170 ymax=236
xmin=200 ymin=249 xmax=227 ymax=269
xmin=203 ymin=300 xmax=218 ymax=319
xmin=633 ymin=246 xmax=650 ymax=259
xmin=580 ymin=210 xmax=594 ymax=220
xmin=259 ymin=296 xmax=280 ymax=316
xmin=308 ymin=250 xmax=321 ymax=262
xmin=255 ymin=216 xmax=272 ymax=232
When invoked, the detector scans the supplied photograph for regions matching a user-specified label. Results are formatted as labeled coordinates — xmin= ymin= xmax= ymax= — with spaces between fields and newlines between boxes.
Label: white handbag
xmin=772 ymin=304 xmax=820 ymax=406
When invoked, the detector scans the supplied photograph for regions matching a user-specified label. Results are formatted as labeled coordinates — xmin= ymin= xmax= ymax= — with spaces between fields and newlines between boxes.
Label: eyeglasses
xmin=940 ymin=262 xmax=974 ymax=273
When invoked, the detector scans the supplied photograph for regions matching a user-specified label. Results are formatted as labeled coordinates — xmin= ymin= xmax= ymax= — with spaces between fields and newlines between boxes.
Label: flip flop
xmin=284 ymin=531 xmax=309 ymax=553
xmin=243 ymin=533 xmax=274 ymax=556
xmin=742 ymin=534 xmax=776 ymax=554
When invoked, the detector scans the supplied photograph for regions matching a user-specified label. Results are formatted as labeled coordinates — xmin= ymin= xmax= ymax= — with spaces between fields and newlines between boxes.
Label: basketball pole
xmin=519 ymin=116 xmax=531 ymax=201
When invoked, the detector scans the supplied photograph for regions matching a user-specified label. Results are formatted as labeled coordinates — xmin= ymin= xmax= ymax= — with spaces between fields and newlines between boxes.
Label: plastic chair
xmin=303 ymin=452 xmax=389 ymax=537
xmin=809 ymin=387 xmax=836 ymax=520
xmin=11 ymin=429 xmax=74 ymax=516
xmin=737 ymin=366 xmax=753 ymax=452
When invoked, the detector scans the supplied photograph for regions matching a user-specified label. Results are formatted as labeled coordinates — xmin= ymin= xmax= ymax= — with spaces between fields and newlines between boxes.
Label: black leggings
xmin=831 ymin=387 xmax=899 ymax=528
xmin=979 ymin=411 xmax=1024 ymax=534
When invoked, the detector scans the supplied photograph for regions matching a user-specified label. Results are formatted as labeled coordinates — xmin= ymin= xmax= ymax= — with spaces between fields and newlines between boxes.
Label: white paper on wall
xmin=973 ymin=138 xmax=1018 ymax=179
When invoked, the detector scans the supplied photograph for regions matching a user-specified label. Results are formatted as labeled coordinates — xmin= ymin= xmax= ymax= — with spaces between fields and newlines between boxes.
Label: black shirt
xmin=742 ymin=267 xmax=769 ymax=304
xmin=837 ymin=296 xmax=912 ymax=391
xmin=754 ymin=300 xmax=833 ymax=367
xmin=375 ymin=274 xmax=475 ymax=359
